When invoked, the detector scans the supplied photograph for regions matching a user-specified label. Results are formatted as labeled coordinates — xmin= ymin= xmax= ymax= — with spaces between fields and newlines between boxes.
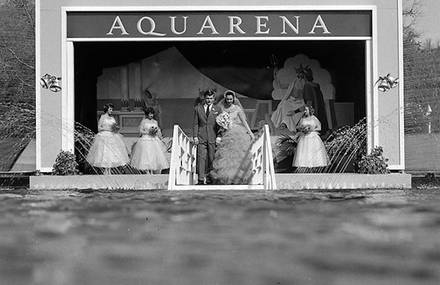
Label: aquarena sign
xmin=66 ymin=11 xmax=372 ymax=38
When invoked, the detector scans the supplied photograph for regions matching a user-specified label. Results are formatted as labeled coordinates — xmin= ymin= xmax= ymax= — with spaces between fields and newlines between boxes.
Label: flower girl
xmin=293 ymin=106 xmax=329 ymax=168
xmin=130 ymin=107 xmax=169 ymax=173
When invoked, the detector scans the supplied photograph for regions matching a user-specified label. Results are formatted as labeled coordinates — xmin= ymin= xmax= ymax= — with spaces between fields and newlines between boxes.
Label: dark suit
xmin=193 ymin=104 xmax=219 ymax=182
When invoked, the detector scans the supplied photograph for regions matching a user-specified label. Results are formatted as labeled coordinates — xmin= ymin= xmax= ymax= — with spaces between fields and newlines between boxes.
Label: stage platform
xmin=29 ymin=173 xmax=411 ymax=190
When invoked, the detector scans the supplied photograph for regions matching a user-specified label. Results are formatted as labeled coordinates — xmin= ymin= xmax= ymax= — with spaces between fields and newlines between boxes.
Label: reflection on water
xmin=0 ymin=189 xmax=439 ymax=285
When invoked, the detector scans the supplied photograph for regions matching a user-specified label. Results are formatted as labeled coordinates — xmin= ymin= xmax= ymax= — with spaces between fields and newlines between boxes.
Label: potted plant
xmin=121 ymin=98 xmax=129 ymax=111
xmin=356 ymin=146 xmax=390 ymax=174
xmin=52 ymin=150 xmax=79 ymax=175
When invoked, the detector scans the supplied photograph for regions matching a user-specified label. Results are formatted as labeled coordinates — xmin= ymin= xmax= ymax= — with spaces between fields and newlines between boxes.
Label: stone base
xmin=29 ymin=173 xmax=412 ymax=190
xmin=30 ymin=174 xmax=168 ymax=190
xmin=276 ymin=173 xmax=411 ymax=189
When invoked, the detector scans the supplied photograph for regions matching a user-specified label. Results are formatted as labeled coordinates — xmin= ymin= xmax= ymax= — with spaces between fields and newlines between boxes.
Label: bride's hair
xmin=223 ymin=90 xmax=236 ymax=100
xmin=219 ymin=90 xmax=243 ymax=109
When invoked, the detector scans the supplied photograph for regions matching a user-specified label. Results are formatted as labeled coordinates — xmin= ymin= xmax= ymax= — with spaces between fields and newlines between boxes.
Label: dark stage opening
xmin=74 ymin=40 xmax=366 ymax=135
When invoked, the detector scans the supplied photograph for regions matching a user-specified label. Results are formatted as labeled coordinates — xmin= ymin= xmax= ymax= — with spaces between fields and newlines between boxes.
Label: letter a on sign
xmin=197 ymin=16 xmax=219 ymax=35
xmin=107 ymin=16 xmax=129 ymax=35
xmin=309 ymin=15 xmax=330 ymax=34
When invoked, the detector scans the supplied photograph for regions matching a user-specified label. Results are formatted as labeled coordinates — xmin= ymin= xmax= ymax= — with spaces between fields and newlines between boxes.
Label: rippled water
xmin=0 ymin=189 xmax=439 ymax=285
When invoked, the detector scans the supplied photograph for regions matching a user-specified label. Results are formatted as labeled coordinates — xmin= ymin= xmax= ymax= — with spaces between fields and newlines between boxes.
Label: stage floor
xmin=29 ymin=173 xmax=411 ymax=190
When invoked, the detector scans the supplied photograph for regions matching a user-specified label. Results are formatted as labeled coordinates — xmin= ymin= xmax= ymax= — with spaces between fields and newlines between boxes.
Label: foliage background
xmin=0 ymin=0 xmax=35 ymax=170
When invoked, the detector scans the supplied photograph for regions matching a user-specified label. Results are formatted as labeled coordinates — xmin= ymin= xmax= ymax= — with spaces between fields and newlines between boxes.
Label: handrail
xmin=168 ymin=124 xmax=276 ymax=190
xmin=167 ymin=125 xmax=197 ymax=190
xmin=249 ymin=125 xmax=277 ymax=189
xmin=264 ymin=124 xmax=277 ymax=190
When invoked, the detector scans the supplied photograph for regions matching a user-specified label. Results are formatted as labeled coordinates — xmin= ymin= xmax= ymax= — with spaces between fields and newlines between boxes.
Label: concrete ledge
xmin=29 ymin=173 xmax=411 ymax=190
xmin=30 ymin=174 xmax=168 ymax=190
xmin=276 ymin=173 xmax=412 ymax=189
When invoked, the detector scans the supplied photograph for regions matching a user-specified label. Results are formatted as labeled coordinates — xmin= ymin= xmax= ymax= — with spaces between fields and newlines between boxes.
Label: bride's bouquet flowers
xmin=216 ymin=112 xmax=231 ymax=130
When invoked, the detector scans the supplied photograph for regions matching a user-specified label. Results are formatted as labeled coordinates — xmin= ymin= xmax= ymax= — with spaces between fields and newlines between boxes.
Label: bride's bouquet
xmin=216 ymin=112 xmax=231 ymax=130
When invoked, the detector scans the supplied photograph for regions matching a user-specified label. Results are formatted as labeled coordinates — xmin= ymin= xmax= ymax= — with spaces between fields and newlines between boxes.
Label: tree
xmin=403 ymin=0 xmax=422 ymax=50
xmin=0 ymin=0 xmax=35 ymax=103
xmin=0 ymin=0 xmax=35 ymax=170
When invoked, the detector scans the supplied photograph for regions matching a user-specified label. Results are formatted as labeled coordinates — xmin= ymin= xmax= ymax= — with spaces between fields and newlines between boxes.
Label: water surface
xmin=0 ymin=189 xmax=439 ymax=285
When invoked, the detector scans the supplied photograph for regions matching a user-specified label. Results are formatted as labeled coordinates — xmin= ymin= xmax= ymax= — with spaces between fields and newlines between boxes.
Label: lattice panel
xmin=249 ymin=133 xmax=264 ymax=185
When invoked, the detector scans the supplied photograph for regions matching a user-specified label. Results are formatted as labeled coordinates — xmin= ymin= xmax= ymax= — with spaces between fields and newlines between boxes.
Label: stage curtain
xmin=177 ymin=47 xmax=275 ymax=100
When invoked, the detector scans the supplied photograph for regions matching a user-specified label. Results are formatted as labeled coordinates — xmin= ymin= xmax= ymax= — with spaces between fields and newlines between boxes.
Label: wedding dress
xmin=210 ymin=104 xmax=253 ymax=184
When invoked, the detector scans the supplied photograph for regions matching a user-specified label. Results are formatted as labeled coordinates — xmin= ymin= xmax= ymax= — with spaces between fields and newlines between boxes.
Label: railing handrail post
xmin=167 ymin=125 xmax=180 ymax=190
xmin=169 ymin=124 xmax=276 ymax=190
xmin=263 ymin=124 xmax=277 ymax=190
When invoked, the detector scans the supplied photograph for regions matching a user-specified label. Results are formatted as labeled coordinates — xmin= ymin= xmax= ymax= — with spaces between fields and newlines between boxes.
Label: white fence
xmin=168 ymin=124 xmax=276 ymax=190
xmin=167 ymin=125 xmax=197 ymax=189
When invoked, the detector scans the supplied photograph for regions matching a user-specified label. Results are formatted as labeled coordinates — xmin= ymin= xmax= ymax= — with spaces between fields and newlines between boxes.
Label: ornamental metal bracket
xmin=40 ymin=73 xmax=61 ymax=92
xmin=375 ymin=73 xmax=398 ymax=92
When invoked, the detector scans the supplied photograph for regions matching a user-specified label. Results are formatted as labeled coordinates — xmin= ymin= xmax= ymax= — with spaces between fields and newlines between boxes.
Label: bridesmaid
xmin=130 ymin=107 xmax=169 ymax=174
xmin=86 ymin=103 xmax=129 ymax=174
xmin=293 ymin=106 xmax=329 ymax=168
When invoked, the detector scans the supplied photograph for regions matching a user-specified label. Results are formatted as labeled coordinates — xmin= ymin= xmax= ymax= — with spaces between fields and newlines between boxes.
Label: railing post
xmin=264 ymin=125 xmax=277 ymax=190
xmin=169 ymin=124 xmax=275 ymax=190
xmin=168 ymin=124 xmax=197 ymax=190
xmin=263 ymin=130 xmax=268 ymax=188
xmin=167 ymin=125 xmax=179 ymax=190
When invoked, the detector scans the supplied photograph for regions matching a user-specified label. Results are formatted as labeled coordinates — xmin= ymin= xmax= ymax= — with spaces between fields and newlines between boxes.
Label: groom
xmin=193 ymin=89 xmax=220 ymax=185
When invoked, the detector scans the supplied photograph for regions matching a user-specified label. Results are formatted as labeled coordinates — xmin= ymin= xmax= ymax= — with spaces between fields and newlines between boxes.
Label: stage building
xmin=36 ymin=0 xmax=404 ymax=172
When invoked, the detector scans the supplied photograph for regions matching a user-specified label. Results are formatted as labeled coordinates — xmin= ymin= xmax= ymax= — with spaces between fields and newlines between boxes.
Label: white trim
xmin=372 ymin=6 xmax=379 ymax=147
xmin=38 ymin=167 xmax=53 ymax=173
xmin=64 ymin=5 xmax=374 ymax=41
xmin=66 ymin=42 xmax=75 ymax=152
xmin=397 ymin=0 xmax=405 ymax=170
xmin=63 ymin=5 xmax=378 ymax=12
xmin=388 ymin=164 xmax=404 ymax=171
xmin=59 ymin=5 xmax=377 ymax=171
xmin=66 ymin=37 xmax=372 ymax=42
xmin=61 ymin=8 xmax=69 ymax=151
xmin=35 ymin=0 xmax=41 ymax=170
xmin=365 ymin=39 xmax=372 ymax=153
xmin=61 ymin=9 xmax=75 ymax=153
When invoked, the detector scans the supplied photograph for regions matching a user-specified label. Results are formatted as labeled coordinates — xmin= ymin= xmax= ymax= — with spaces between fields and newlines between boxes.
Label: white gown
xmin=211 ymin=104 xmax=253 ymax=184
xmin=130 ymin=119 xmax=169 ymax=171
xmin=293 ymin=115 xmax=329 ymax=167
xmin=86 ymin=114 xmax=130 ymax=168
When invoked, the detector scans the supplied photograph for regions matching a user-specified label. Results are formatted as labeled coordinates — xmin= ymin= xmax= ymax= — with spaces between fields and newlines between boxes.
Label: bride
xmin=210 ymin=90 xmax=255 ymax=184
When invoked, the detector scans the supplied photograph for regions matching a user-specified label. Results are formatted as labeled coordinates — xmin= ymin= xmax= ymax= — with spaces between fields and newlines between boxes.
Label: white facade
xmin=36 ymin=0 xmax=404 ymax=172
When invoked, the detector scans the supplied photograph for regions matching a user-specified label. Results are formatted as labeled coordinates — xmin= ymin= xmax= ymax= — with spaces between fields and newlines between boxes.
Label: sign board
xmin=67 ymin=11 xmax=372 ymax=38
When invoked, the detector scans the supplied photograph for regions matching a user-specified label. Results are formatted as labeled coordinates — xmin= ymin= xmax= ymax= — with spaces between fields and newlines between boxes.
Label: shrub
xmin=356 ymin=146 xmax=390 ymax=174
xmin=53 ymin=150 xmax=79 ymax=175
xmin=276 ymin=134 xmax=298 ymax=158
